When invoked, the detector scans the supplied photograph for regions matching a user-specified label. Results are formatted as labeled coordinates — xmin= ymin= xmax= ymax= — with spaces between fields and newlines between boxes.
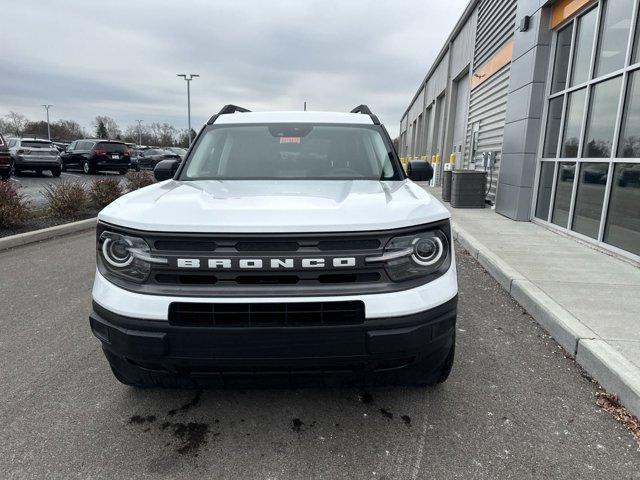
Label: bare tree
xmin=93 ymin=116 xmax=121 ymax=140
xmin=4 ymin=111 xmax=29 ymax=136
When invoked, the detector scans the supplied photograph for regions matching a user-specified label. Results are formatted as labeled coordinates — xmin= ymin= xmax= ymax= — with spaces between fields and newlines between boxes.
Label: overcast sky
xmin=1 ymin=0 xmax=469 ymax=138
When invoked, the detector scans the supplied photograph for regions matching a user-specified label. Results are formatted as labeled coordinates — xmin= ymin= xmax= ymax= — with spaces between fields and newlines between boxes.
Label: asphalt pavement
xmin=8 ymin=170 xmax=125 ymax=207
xmin=1 ymin=232 xmax=639 ymax=479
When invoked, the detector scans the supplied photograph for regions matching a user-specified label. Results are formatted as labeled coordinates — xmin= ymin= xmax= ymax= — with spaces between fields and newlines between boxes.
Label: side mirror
xmin=406 ymin=160 xmax=434 ymax=182
xmin=154 ymin=159 xmax=179 ymax=181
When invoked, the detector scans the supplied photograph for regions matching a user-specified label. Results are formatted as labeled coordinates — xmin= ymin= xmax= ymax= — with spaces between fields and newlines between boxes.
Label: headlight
xmin=98 ymin=231 xmax=167 ymax=282
xmin=366 ymin=228 xmax=450 ymax=282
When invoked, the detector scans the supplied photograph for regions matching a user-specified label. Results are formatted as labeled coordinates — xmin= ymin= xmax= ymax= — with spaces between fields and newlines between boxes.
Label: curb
xmin=577 ymin=339 xmax=640 ymax=418
xmin=452 ymin=220 xmax=640 ymax=419
xmin=0 ymin=218 xmax=97 ymax=252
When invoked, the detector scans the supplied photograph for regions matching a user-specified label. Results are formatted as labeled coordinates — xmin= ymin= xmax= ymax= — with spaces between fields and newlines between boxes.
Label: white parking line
xmin=62 ymin=172 xmax=80 ymax=178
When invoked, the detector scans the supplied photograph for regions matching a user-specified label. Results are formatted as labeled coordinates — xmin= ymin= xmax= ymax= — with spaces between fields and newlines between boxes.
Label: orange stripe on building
xmin=550 ymin=0 xmax=593 ymax=29
xmin=471 ymin=40 xmax=513 ymax=89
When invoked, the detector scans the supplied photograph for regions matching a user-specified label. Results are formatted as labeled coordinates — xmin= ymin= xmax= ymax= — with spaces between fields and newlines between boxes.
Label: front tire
xmin=51 ymin=167 xmax=61 ymax=177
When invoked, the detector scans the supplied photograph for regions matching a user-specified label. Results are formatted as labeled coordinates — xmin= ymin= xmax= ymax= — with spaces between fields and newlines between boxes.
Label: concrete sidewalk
xmin=420 ymin=185 xmax=640 ymax=418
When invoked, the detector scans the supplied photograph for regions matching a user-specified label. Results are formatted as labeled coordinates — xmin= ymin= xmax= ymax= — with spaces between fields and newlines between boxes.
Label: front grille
xmin=155 ymin=240 xmax=216 ymax=251
xmin=97 ymin=220 xmax=452 ymax=297
xmin=155 ymin=271 xmax=381 ymax=286
xmin=169 ymin=301 xmax=365 ymax=327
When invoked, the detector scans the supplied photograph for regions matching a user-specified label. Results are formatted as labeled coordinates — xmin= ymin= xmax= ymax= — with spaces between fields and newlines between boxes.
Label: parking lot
xmin=8 ymin=170 xmax=126 ymax=207
xmin=2 ymin=233 xmax=638 ymax=480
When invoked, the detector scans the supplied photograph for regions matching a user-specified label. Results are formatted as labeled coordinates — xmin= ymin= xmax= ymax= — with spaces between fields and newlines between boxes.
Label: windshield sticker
xmin=279 ymin=137 xmax=301 ymax=144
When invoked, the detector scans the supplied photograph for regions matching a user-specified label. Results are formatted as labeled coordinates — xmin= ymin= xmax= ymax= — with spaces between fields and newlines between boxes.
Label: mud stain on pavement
xmin=171 ymin=422 xmax=210 ymax=455
xmin=291 ymin=418 xmax=304 ymax=432
xmin=128 ymin=414 xmax=157 ymax=425
xmin=167 ymin=390 xmax=202 ymax=416
xmin=379 ymin=408 xmax=393 ymax=420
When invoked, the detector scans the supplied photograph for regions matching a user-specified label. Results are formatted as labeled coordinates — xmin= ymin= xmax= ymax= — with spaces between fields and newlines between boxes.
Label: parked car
xmin=53 ymin=142 xmax=70 ymax=153
xmin=7 ymin=138 xmax=61 ymax=176
xmin=137 ymin=148 xmax=181 ymax=170
xmin=166 ymin=147 xmax=188 ymax=159
xmin=61 ymin=139 xmax=131 ymax=174
xmin=90 ymin=104 xmax=456 ymax=388
xmin=125 ymin=143 xmax=141 ymax=171
xmin=617 ymin=164 xmax=640 ymax=187
xmin=0 ymin=133 xmax=12 ymax=180
xmin=582 ymin=163 xmax=608 ymax=185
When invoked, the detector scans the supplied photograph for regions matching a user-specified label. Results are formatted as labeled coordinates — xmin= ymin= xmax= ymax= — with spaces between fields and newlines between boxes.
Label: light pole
xmin=177 ymin=73 xmax=199 ymax=145
xmin=135 ymin=119 xmax=143 ymax=145
xmin=42 ymin=105 xmax=53 ymax=140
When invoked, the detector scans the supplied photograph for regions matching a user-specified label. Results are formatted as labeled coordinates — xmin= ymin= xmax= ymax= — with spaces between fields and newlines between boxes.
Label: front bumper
xmin=90 ymin=296 xmax=457 ymax=374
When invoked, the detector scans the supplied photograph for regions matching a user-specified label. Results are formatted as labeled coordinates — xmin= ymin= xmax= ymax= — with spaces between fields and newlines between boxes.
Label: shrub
xmin=0 ymin=181 xmax=30 ymax=228
xmin=125 ymin=170 xmax=155 ymax=191
xmin=89 ymin=178 xmax=124 ymax=209
xmin=41 ymin=180 xmax=88 ymax=218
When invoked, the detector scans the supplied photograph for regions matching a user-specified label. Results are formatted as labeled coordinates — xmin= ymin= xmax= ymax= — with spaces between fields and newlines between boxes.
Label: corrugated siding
xmin=463 ymin=64 xmax=511 ymax=203
xmin=474 ymin=0 xmax=517 ymax=69
xmin=450 ymin=10 xmax=477 ymax=77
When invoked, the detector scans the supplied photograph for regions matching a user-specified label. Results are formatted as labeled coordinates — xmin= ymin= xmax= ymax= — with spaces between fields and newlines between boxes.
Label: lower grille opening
xmin=169 ymin=301 xmax=365 ymax=327
xmin=235 ymin=275 xmax=299 ymax=285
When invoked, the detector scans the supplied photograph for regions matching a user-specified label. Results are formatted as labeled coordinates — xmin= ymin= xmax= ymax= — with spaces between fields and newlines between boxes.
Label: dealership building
xmin=399 ymin=0 xmax=640 ymax=261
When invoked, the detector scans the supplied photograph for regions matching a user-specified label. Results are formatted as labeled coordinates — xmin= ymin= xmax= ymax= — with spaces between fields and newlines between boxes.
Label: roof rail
xmin=350 ymin=104 xmax=380 ymax=125
xmin=350 ymin=105 xmax=373 ymax=115
xmin=207 ymin=104 xmax=251 ymax=124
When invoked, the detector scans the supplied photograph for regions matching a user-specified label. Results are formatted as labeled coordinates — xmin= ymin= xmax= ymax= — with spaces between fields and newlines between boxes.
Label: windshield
xmin=22 ymin=141 xmax=53 ymax=149
xmin=181 ymin=123 xmax=402 ymax=181
xmin=96 ymin=142 xmax=126 ymax=153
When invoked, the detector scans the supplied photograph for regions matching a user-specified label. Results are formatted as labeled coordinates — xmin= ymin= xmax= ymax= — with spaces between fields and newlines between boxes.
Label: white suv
xmin=90 ymin=105 xmax=458 ymax=388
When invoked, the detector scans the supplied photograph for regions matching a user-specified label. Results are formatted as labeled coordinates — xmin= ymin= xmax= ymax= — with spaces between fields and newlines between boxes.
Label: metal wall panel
xmin=463 ymin=64 xmax=511 ymax=202
xmin=450 ymin=11 xmax=477 ymax=78
xmin=474 ymin=0 xmax=517 ymax=69
xmin=425 ymin=53 xmax=450 ymax=102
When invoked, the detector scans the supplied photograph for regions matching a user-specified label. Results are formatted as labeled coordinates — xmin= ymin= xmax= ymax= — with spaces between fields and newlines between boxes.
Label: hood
xmin=98 ymin=180 xmax=450 ymax=233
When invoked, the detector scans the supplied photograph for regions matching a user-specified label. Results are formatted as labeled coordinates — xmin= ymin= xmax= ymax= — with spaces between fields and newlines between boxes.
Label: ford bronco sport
xmin=90 ymin=105 xmax=458 ymax=388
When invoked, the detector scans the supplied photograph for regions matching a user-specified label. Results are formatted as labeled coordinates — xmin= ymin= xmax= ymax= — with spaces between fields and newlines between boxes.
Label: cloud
xmin=0 ymin=0 xmax=469 ymax=137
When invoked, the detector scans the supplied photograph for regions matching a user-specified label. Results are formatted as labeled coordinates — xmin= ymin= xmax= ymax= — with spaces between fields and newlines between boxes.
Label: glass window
xmin=552 ymin=162 xmax=576 ymax=227
xmin=571 ymin=162 xmax=609 ymax=238
xmin=561 ymin=88 xmax=587 ymax=157
xmin=570 ymin=8 xmax=598 ymax=86
xmin=618 ymin=71 xmax=640 ymax=157
xmin=595 ymin=0 xmax=635 ymax=77
xmin=535 ymin=162 xmax=556 ymax=220
xmin=604 ymin=163 xmax=640 ymax=255
xmin=552 ymin=24 xmax=574 ymax=93
xmin=544 ymin=96 xmax=564 ymax=157
xmin=583 ymin=76 xmax=623 ymax=158
xmin=182 ymin=124 xmax=402 ymax=181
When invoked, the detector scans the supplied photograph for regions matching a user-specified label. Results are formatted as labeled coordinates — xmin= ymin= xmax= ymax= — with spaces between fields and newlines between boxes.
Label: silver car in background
xmin=7 ymin=138 xmax=62 ymax=177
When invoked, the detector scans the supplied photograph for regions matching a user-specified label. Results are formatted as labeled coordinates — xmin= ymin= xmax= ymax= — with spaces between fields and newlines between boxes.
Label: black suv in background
xmin=0 ymin=133 xmax=12 ymax=180
xmin=61 ymin=140 xmax=131 ymax=174
xmin=137 ymin=148 xmax=181 ymax=170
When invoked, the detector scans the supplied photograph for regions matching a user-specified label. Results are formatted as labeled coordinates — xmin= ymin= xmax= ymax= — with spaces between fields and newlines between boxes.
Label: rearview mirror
xmin=406 ymin=160 xmax=434 ymax=182
xmin=154 ymin=159 xmax=179 ymax=181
